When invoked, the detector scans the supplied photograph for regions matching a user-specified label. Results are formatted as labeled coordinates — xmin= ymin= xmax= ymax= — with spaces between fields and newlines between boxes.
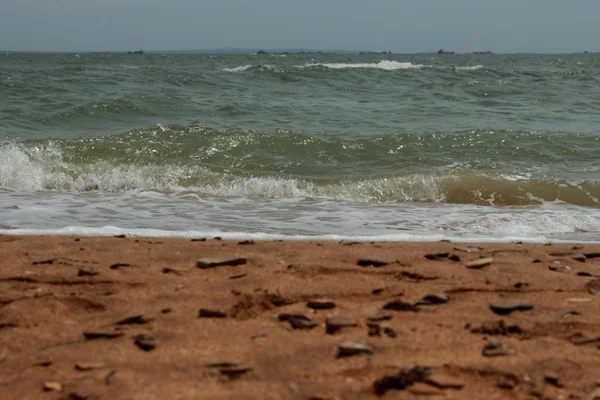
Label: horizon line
xmin=1 ymin=48 xmax=597 ymax=55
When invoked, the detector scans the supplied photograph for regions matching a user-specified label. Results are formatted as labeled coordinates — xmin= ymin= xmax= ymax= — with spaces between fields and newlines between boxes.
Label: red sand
xmin=1 ymin=235 xmax=600 ymax=399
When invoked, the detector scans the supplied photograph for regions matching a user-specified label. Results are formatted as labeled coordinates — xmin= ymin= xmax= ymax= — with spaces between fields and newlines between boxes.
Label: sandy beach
xmin=1 ymin=235 xmax=600 ymax=399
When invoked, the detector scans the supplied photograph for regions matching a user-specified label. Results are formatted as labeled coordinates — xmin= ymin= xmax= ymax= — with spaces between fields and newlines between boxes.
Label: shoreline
xmin=3 ymin=229 xmax=597 ymax=245
xmin=1 ymin=235 xmax=600 ymax=399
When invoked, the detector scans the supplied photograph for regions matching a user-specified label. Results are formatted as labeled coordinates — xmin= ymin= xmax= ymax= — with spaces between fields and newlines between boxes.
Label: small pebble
xmin=419 ymin=293 xmax=449 ymax=305
xmin=75 ymin=361 xmax=105 ymax=371
xmin=566 ymin=298 xmax=591 ymax=303
xmin=453 ymin=246 xmax=480 ymax=253
xmin=489 ymin=302 xmax=533 ymax=315
xmin=43 ymin=382 xmax=62 ymax=392
xmin=219 ymin=366 xmax=252 ymax=378
xmin=337 ymin=340 xmax=373 ymax=357
xmin=544 ymin=372 xmax=563 ymax=388
xmin=482 ymin=338 xmax=508 ymax=357
xmin=35 ymin=359 xmax=53 ymax=367
xmin=465 ymin=257 xmax=494 ymax=269
xmin=548 ymin=262 xmax=571 ymax=272
xmin=198 ymin=309 xmax=227 ymax=318
xmin=367 ymin=310 xmax=393 ymax=322
xmin=372 ymin=366 xmax=431 ymax=396
xmin=471 ymin=320 xmax=523 ymax=335
xmin=326 ymin=315 xmax=358 ymax=334
xmin=381 ymin=323 xmax=397 ymax=338
xmin=570 ymin=335 xmax=600 ymax=345
xmin=78 ymin=267 xmax=99 ymax=277
xmin=109 ymin=263 xmax=130 ymax=270
xmin=162 ymin=266 xmax=188 ymax=275
xmin=584 ymin=252 xmax=600 ymax=259
xmin=196 ymin=256 xmax=247 ymax=269
xmin=32 ymin=259 xmax=54 ymax=265
xmin=367 ymin=323 xmax=381 ymax=336
xmin=287 ymin=316 xmax=317 ymax=330
xmin=560 ymin=310 xmax=580 ymax=319
xmin=307 ymin=299 xmax=336 ymax=310
xmin=585 ymin=279 xmax=600 ymax=295
xmin=133 ymin=334 xmax=156 ymax=351
xmin=115 ymin=315 xmax=152 ymax=325
xmin=497 ymin=376 xmax=519 ymax=390
xmin=357 ymin=257 xmax=394 ymax=267
xmin=383 ymin=300 xmax=416 ymax=312
xmin=205 ymin=362 xmax=240 ymax=368
xmin=83 ymin=331 xmax=124 ymax=340
xmin=424 ymin=252 xmax=449 ymax=260
xmin=448 ymin=254 xmax=461 ymax=262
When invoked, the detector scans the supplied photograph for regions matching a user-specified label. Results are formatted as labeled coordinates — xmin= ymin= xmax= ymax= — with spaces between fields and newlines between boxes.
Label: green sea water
xmin=1 ymin=53 xmax=599 ymax=241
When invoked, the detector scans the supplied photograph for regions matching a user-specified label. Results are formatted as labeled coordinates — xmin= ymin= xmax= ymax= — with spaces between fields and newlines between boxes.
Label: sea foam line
xmin=1 ymin=226 xmax=559 ymax=244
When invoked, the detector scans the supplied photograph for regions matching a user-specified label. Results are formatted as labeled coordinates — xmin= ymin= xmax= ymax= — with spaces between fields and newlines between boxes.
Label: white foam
xmin=0 ymin=226 xmax=557 ymax=243
xmin=0 ymin=143 xmax=447 ymax=201
xmin=2 ymin=188 xmax=600 ymax=243
xmin=201 ymin=177 xmax=312 ymax=198
xmin=455 ymin=65 xmax=484 ymax=70
xmin=497 ymin=173 xmax=531 ymax=181
xmin=221 ymin=62 xmax=484 ymax=73
xmin=222 ymin=65 xmax=253 ymax=72
xmin=303 ymin=61 xmax=428 ymax=70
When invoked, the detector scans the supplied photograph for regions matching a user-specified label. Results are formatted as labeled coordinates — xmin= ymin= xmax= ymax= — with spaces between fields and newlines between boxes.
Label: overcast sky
xmin=1 ymin=0 xmax=598 ymax=53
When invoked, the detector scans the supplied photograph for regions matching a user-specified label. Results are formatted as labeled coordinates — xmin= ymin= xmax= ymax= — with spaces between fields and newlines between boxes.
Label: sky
xmin=1 ymin=0 xmax=599 ymax=53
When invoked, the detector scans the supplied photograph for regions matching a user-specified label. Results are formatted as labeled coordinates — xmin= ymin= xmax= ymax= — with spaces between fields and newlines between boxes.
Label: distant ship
xmin=437 ymin=48 xmax=455 ymax=54
xmin=473 ymin=50 xmax=493 ymax=54
xmin=127 ymin=50 xmax=145 ymax=54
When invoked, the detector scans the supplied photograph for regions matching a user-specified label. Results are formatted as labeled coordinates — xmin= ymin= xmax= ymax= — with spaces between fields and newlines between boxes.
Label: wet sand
xmin=1 ymin=235 xmax=600 ymax=399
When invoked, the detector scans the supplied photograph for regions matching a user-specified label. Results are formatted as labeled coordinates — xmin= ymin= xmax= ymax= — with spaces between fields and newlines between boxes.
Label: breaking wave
xmin=455 ymin=64 xmax=484 ymax=70
xmin=222 ymin=64 xmax=253 ymax=72
xmin=1 ymin=138 xmax=599 ymax=207
xmin=222 ymin=61 xmax=485 ymax=72
xmin=303 ymin=61 xmax=428 ymax=70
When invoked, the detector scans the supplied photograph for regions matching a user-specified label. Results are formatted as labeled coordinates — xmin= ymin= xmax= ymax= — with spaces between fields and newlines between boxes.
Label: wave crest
xmin=303 ymin=61 xmax=428 ymax=70
xmin=2 ymin=139 xmax=600 ymax=208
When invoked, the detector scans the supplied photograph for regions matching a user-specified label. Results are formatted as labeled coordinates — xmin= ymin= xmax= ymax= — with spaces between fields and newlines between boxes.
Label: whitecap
xmin=222 ymin=65 xmax=253 ymax=72
xmin=302 ymin=61 xmax=429 ymax=70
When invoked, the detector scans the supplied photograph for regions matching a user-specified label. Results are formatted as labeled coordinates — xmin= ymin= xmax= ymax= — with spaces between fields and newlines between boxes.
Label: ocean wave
xmin=455 ymin=64 xmax=484 ymax=70
xmin=221 ymin=61 xmax=486 ymax=73
xmin=302 ymin=61 xmax=428 ymax=70
xmin=1 ymin=139 xmax=599 ymax=207
xmin=222 ymin=65 xmax=253 ymax=72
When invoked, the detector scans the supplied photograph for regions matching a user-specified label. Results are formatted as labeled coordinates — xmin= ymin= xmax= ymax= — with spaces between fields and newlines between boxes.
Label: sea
xmin=1 ymin=52 xmax=599 ymax=242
